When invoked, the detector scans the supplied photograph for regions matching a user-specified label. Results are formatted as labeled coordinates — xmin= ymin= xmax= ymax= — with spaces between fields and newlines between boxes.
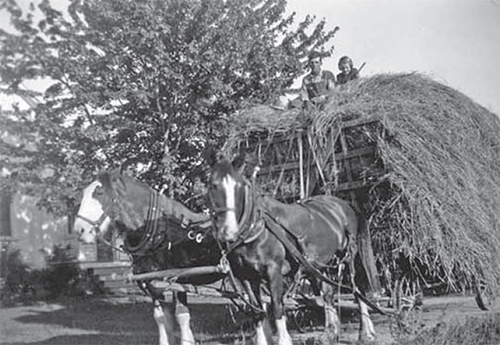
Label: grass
xmin=397 ymin=313 xmax=500 ymax=345
xmin=1 ymin=294 xmax=499 ymax=345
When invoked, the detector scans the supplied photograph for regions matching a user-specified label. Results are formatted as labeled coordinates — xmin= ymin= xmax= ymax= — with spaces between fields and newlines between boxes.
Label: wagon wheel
xmin=475 ymin=281 xmax=498 ymax=311
xmin=288 ymin=306 xmax=323 ymax=333
xmin=392 ymin=278 xmax=423 ymax=311
xmin=285 ymin=276 xmax=323 ymax=333
xmin=390 ymin=278 xmax=423 ymax=334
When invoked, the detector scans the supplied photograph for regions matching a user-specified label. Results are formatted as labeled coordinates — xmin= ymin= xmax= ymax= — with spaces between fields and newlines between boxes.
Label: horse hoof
xmin=321 ymin=329 xmax=339 ymax=345
xmin=358 ymin=333 xmax=376 ymax=343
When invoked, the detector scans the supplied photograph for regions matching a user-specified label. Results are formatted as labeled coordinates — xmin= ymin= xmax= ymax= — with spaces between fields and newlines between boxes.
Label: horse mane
xmin=98 ymin=170 xmax=150 ymax=198
xmin=97 ymin=170 xmax=210 ymax=229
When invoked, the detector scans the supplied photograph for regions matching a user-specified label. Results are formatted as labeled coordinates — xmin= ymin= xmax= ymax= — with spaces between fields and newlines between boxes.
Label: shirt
xmin=336 ymin=68 xmax=359 ymax=85
xmin=301 ymin=70 xmax=336 ymax=102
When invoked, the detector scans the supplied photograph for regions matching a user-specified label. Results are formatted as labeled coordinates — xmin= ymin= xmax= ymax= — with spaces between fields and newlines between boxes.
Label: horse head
xmin=74 ymin=170 xmax=144 ymax=243
xmin=207 ymin=152 xmax=253 ymax=243
xmin=74 ymin=180 xmax=112 ymax=243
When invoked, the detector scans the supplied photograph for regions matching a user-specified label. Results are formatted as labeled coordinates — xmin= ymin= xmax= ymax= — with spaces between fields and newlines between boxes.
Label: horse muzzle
xmin=217 ymin=225 xmax=238 ymax=243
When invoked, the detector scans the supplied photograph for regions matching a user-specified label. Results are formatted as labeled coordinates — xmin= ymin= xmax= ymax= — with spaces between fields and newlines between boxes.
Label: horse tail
xmin=355 ymin=216 xmax=381 ymax=295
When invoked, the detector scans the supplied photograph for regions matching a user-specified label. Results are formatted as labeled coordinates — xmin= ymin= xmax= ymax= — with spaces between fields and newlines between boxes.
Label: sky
xmin=287 ymin=0 xmax=500 ymax=115
xmin=1 ymin=0 xmax=499 ymax=115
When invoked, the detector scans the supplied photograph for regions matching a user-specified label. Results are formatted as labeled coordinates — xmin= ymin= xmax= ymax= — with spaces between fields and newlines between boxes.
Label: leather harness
xmin=215 ymin=177 xmax=386 ymax=315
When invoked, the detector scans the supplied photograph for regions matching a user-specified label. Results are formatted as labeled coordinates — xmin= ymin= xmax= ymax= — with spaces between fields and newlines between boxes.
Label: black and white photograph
xmin=1 ymin=1 xmax=499 ymax=344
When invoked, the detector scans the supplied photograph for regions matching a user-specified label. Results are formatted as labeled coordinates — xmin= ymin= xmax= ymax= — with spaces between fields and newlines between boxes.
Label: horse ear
xmin=232 ymin=152 xmax=246 ymax=170
xmin=205 ymin=147 xmax=218 ymax=167
xmin=97 ymin=171 xmax=111 ymax=190
xmin=113 ymin=173 xmax=127 ymax=193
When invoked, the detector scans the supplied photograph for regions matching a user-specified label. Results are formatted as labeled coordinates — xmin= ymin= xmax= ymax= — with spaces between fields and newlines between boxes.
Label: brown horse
xmin=207 ymin=155 xmax=380 ymax=344
xmin=74 ymin=171 xmax=222 ymax=345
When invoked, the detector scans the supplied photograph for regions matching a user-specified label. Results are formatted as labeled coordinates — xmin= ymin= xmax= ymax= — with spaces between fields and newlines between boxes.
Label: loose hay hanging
xmin=224 ymin=73 xmax=500 ymax=294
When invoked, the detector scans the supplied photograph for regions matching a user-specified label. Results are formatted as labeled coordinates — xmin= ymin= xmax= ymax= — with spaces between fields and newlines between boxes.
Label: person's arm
xmin=351 ymin=68 xmax=360 ymax=80
xmin=301 ymin=76 xmax=314 ymax=110
xmin=327 ymin=70 xmax=337 ymax=88
xmin=320 ymin=71 xmax=336 ymax=100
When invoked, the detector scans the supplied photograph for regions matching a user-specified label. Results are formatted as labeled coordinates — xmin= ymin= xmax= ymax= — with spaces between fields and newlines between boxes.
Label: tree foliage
xmin=0 ymin=0 xmax=338 ymax=214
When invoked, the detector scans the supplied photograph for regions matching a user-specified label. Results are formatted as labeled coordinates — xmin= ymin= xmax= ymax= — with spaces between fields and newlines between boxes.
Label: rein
xmin=76 ymin=212 xmax=126 ymax=253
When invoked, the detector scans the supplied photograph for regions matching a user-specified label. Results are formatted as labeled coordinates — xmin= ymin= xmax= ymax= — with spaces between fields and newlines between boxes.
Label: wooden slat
xmin=335 ymin=146 xmax=376 ymax=160
xmin=336 ymin=180 xmax=370 ymax=191
xmin=343 ymin=114 xmax=382 ymax=129
xmin=258 ymin=161 xmax=302 ymax=175
xmin=258 ymin=144 xmax=375 ymax=175
xmin=129 ymin=265 xmax=225 ymax=281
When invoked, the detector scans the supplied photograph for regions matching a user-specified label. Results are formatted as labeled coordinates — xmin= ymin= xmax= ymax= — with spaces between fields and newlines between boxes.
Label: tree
xmin=0 ymin=0 xmax=338 ymax=214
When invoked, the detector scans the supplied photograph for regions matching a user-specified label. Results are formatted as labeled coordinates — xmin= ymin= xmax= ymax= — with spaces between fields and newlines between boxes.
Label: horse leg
xmin=349 ymin=254 xmax=376 ymax=341
xmin=174 ymin=292 xmax=195 ymax=345
xmin=153 ymin=299 xmax=174 ymax=345
xmin=267 ymin=264 xmax=293 ymax=345
xmin=356 ymin=294 xmax=376 ymax=341
xmin=320 ymin=280 xmax=340 ymax=344
xmin=244 ymin=280 xmax=273 ymax=345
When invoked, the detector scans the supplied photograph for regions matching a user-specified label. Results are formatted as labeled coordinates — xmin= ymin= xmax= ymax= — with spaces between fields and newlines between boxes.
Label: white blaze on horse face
xmin=220 ymin=174 xmax=239 ymax=242
xmin=74 ymin=181 xmax=109 ymax=243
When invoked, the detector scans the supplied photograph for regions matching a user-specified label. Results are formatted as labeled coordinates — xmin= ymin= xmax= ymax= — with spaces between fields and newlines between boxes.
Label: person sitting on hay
xmin=336 ymin=55 xmax=360 ymax=85
xmin=301 ymin=50 xmax=336 ymax=111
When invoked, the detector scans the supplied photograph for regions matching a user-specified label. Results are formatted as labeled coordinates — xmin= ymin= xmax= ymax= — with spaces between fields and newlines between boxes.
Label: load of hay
xmin=224 ymin=73 xmax=500 ymax=295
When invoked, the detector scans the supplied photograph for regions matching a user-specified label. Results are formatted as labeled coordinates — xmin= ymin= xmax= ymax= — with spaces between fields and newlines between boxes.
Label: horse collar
xmin=124 ymin=190 xmax=165 ymax=255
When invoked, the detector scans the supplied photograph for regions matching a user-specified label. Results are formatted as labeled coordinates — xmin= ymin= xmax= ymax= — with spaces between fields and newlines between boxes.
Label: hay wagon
xmin=221 ymin=73 xmax=500 ymax=312
xmin=122 ymin=74 xmax=498 ymax=333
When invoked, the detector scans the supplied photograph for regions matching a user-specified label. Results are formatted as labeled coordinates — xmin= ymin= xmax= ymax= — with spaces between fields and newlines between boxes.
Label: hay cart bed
xmin=222 ymin=73 xmax=500 ymax=310
xmin=127 ymin=264 xmax=416 ymax=332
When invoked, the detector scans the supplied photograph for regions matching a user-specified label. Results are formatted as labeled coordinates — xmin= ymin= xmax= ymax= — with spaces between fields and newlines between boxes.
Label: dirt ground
xmin=0 ymin=292 xmax=498 ymax=345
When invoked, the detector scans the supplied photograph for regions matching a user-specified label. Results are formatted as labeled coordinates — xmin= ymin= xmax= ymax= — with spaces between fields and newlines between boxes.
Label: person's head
xmin=308 ymin=51 xmax=323 ymax=76
xmin=338 ymin=56 xmax=353 ymax=75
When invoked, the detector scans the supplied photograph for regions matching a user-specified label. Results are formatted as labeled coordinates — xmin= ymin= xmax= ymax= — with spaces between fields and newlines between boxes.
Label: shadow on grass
xmin=0 ymin=295 xmax=380 ymax=345
xmin=0 ymin=296 xmax=250 ymax=345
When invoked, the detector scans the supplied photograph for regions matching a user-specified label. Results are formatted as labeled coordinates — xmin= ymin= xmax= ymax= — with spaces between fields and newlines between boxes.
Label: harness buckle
xmin=218 ymin=254 xmax=231 ymax=274
xmin=195 ymin=233 xmax=204 ymax=243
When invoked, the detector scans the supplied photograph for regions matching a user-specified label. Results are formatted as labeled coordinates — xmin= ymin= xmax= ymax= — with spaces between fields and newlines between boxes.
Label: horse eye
xmin=93 ymin=187 xmax=104 ymax=198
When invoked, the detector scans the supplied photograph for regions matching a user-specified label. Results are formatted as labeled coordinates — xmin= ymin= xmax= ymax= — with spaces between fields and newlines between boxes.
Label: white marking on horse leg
xmin=324 ymin=304 xmax=340 ymax=343
xmin=276 ymin=317 xmax=293 ymax=345
xmin=254 ymin=320 xmax=268 ymax=345
xmin=358 ymin=298 xmax=376 ymax=341
xmin=153 ymin=301 xmax=173 ymax=345
xmin=176 ymin=311 xmax=195 ymax=345
xmin=221 ymin=175 xmax=239 ymax=241
xmin=325 ymin=304 xmax=340 ymax=333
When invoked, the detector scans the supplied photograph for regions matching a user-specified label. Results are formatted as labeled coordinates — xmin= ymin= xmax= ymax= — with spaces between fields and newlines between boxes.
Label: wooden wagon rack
xmin=228 ymin=112 xmax=384 ymax=209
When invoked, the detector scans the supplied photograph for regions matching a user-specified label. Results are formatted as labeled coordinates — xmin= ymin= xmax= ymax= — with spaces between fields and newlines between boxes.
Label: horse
xmin=207 ymin=155 xmax=381 ymax=345
xmin=74 ymin=170 xmax=223 ymax=345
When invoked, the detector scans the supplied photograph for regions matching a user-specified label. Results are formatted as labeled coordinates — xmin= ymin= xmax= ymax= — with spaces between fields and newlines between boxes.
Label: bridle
xmin=75 ymin=212 xmax=109 ymax=236
xmin=209 ymin=177 xmax=263 ymax=252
